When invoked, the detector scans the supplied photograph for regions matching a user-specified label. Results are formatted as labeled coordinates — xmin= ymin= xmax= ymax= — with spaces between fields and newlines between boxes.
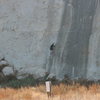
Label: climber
xmin=50 ymin=43 xmax=55 ymax=51
xmin=50 ymin=43 xmax=56 ymax=56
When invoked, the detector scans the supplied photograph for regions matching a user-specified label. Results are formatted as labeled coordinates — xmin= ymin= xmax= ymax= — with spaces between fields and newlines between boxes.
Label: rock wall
xmin=87 ymin=0 xmax=100 ymax=80
xmin=0 ymin=0 xmax=100 ymax=80
xmin=0 ymin=0 xmax=64 ymax=78
xmin=49 ymin=0 xmax=99 ymax=80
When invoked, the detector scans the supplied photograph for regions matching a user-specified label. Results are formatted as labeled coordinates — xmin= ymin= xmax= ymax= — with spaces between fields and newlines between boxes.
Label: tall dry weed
xmin=0 ymin=84 xmax=100 ymax=100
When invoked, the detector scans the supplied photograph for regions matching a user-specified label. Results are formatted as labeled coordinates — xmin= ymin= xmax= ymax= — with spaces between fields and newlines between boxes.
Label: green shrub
xmin=1 ymin=75 xmax=36 ymax=88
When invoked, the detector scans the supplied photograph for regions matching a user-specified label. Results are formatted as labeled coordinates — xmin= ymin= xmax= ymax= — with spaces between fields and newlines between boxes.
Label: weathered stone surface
xmin=48 ymin=0 xmax=100 ymax=79
xmin=0 ymin=0 xmax=100 ymax=80
xmin=0 ymin=0 xmax=63 ymax=78
xmin=87 ymin=0 xmax=100 ymax=80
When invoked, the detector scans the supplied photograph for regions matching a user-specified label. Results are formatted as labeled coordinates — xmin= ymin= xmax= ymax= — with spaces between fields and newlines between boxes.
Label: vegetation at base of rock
xmin=0 ymin=74 xmax=100 ymax=89
xmin=0 ymin=75 xmax=36 ymax=88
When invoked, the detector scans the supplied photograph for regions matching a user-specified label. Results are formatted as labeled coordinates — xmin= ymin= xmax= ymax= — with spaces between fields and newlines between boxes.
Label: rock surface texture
xmin=0 ymin=0 xmax=100 ymax=80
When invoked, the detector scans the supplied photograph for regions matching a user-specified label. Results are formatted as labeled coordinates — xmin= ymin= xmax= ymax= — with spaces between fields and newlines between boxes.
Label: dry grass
xmin=0 ymin=84 xmax=100 ymax=100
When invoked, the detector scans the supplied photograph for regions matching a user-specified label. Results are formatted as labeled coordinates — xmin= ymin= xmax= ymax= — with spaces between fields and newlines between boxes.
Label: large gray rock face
xmin=0 ymin=0 xmax=64 ymax=78
xmin=87 ymin=0 xmax=100 ymax=80
xmin=0 ymin=0 xmax=100 ymax=79
xmin=48 ymin=0 xmax=99 ymax=79
xmin=51 ymin=0 xmax=100 ymax=78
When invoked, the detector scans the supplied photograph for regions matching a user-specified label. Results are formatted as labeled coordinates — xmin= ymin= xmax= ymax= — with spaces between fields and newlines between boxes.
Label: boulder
xmin=48 ymin=73 xmax=56 ymax=79
xmin=3 ymin=67 xmax=14 ymax=76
